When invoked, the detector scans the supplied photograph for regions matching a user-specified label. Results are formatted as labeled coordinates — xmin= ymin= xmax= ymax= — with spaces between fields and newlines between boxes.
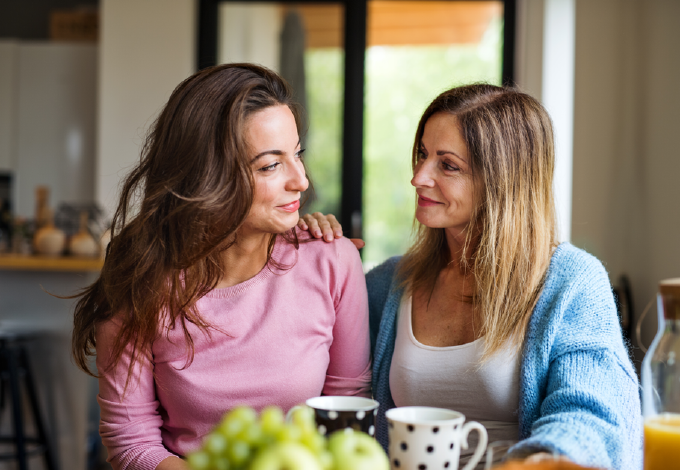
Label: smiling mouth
xmin=278 ymin=200 xmax=300 ymax=212
xmin=417 ymin=195 xmax=442 ymax=207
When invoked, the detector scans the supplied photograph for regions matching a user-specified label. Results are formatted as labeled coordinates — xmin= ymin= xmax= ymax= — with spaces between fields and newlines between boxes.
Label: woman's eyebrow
xmin=250 ymin=139 xmax=301 ymax=164
xmin=436 ymin=150 xmax=466 ymax=162
xmin=251 ymin=149 xmax=282 ymax=164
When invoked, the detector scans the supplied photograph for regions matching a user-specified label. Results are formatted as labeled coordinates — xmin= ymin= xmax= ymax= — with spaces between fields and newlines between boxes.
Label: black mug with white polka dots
xmin=385 ymin=406 xmax=488 ymax=470
xmin=300 ymin=396 xmax=380 ymax=438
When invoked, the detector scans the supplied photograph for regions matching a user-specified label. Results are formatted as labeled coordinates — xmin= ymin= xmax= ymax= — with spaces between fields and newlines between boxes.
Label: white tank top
xmin=390 ymin=294 xmax=520 ymax=464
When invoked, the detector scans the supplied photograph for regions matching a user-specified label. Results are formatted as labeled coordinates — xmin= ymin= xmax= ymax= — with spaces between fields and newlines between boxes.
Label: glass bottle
xmin=641 ymin=278 xmax=680 ymax=470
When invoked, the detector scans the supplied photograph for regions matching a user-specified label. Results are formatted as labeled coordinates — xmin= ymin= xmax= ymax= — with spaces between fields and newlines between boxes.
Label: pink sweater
xmin=95 ymin=235 xmax=371 ymax=470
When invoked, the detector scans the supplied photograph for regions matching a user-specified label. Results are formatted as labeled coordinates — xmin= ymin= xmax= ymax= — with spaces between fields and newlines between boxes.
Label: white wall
xmin=97 ymin=0 xmax=197 ymax=218
xmin=0 ymin=41 xmax=97 ymax=217
xmin=0 ymin=41 xmax=18 ymax=171
xmin=516 ymin=0 xmax=575 ymax=244
xmin=218 ymin=3 xmax=280 ymax=70
xmin=571 ymin=0 xmax=680 ymax=359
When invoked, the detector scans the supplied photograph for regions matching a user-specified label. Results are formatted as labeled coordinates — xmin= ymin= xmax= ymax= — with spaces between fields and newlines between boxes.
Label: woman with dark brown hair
xmin=302 ymin=84 xmax=642 ymax=469
xmin=71 ymin=64 xmax=371 ymax=470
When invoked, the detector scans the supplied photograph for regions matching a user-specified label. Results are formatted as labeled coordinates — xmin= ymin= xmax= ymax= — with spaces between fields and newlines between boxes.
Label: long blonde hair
xmin=398 ymin=84 xmax=558 ymax=360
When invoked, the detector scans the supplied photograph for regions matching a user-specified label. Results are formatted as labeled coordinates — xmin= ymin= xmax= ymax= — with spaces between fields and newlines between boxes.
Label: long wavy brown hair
xmin=398 ymin=84 xmax=558 ymax=360
xmin=71 ymin=64 xmax=303 ymax=385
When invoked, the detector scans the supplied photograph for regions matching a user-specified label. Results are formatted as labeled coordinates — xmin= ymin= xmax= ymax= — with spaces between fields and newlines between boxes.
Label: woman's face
xmin=411 ymin=112 xmax=476 ymax=238
xmin=240 ymin=105 xmax=308 ymax=237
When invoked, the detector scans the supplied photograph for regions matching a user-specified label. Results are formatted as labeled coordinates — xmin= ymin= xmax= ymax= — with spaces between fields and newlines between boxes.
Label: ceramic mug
xmin=386 ymin=406 xmax=488 ymax=470
xmin=290 ymin=396 xmax=380 ymax=437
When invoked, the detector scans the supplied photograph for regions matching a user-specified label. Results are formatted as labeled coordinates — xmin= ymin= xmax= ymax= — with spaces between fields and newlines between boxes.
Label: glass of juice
xmin=644 ymin=414 xmax=680 ymax=470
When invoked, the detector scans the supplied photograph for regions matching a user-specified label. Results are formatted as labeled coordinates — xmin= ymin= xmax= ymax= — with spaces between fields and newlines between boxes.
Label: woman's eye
xmin=296 ymin=148 xmax=306 ymax=159
xmin=442 ymin=161 xmax=460 ymax=172
xmin=259 ymin=162 xmax=280 ymax=172
xmin=417 ymin=149 xmax=426 ymax=159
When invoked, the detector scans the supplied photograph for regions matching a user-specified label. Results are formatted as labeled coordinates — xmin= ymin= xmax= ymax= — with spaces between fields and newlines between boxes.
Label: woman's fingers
xmin=298 ymin=213 xmax=344 ymax=242
xmin=297 ymin=218 xmax=309 ymax=231
xmin=311 ymin=212 xmax=339 ymax=242
xmin=349 ymin=238 xmax=365 ymax=249
xmin=299 ymin=213 xmax=322 ymax=238
xmin=318 ymin=213 xmax=343 ymax=240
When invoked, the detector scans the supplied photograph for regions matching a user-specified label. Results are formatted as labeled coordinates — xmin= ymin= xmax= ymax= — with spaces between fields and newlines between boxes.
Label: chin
xmin=415 ymin=212 xmax=442 ymax=229
xmin=272 ymin=217 xmax=299 ymax=234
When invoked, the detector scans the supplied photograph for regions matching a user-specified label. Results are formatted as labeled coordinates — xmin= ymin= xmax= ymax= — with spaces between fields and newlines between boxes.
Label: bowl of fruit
xmin=187 ymin=405 xmax=389 ymax=470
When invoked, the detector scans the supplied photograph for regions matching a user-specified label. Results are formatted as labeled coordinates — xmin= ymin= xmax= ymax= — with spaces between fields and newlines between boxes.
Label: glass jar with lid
xmin=641 ymin=278 xmax=680 ymax=469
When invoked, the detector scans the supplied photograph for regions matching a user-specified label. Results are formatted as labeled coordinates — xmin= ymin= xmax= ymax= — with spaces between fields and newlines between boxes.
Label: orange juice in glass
xmin=644 ymin=413 xmax=680 ymax=470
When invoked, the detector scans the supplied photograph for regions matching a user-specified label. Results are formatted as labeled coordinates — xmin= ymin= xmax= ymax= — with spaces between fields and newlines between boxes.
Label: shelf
xmin=0 ymin=254 xmax=104 ymax=272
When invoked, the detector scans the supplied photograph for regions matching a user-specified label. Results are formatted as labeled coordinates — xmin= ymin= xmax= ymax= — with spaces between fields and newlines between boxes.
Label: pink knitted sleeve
xmin=96 ymin=318 xmax=177 ymax=470
xmin=322 ymin=237 xmax=372 ymax=397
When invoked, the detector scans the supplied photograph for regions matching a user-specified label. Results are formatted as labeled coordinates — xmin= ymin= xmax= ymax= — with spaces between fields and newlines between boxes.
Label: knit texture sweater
xmin=96 ymin=235 xmax=371 ymax=470
xmin=367 ymin=243 xmax=642 ymax=470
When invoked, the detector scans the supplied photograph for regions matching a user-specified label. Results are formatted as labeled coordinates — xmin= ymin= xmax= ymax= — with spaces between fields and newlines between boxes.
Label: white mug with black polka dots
xmin=385 ymin=406 xmax=488 ymax=470
xmin=290 ymin=396 xmax=380 ymax=438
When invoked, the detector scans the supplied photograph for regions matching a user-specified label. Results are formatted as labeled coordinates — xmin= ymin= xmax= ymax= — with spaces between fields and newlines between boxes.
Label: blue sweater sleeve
xmin=511 ymin=245 xmax=642 ymax=470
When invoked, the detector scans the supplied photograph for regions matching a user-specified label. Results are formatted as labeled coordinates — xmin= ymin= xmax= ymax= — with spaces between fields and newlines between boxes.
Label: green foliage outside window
xmin=303 ymin=17 xmax=502 ymax=269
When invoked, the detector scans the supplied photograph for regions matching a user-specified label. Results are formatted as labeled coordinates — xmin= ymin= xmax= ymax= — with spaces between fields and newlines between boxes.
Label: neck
xmin=216 ymin=231 xmax=272 ymax=288
xmin=444 ymin=227 xmax=475 ymax=271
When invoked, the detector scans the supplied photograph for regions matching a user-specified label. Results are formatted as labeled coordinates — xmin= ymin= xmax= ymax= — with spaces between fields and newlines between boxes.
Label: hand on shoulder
xmin=298 ymin=212 xmax=365 ymax=249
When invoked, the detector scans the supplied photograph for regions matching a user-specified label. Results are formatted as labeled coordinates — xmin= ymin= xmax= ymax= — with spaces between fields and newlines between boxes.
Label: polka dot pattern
xmin=310 ymin=405 xmax=378 ymax=437
xmin=386 ymin=412 xmax=487 ymax=470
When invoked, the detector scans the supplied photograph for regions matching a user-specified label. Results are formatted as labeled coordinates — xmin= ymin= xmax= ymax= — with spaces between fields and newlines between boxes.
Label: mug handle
xmin=460 ymin=421 xmax=488 ymax=470
xmin=285 ymin=405 xmax=303 ymax=423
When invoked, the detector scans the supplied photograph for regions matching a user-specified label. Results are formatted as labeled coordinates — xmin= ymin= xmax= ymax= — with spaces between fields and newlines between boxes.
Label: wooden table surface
xmin=0 ymin=253 xmax=104 ymax=272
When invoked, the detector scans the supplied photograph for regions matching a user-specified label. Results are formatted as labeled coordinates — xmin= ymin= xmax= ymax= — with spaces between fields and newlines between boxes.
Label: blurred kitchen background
xmin=1 ymin=0 xmax=679 ymax=469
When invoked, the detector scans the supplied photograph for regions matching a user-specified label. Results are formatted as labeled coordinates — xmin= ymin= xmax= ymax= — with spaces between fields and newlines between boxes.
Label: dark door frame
xmin=197 ymin=0 xmax=515 ymax=237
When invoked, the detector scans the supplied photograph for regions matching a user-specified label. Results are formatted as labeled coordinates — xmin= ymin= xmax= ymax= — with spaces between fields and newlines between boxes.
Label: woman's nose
xmin=286 ymin=161 xmax=309 ymax=192
xmin=411 ymin=161 xmax=435 ymax=188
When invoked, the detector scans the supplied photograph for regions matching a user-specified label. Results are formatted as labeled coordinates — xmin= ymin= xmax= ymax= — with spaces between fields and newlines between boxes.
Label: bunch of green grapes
xmin=187 ymin=405 xmax=332 ymax=470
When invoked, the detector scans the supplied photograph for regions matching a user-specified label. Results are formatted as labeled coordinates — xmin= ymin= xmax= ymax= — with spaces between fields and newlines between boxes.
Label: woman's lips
xmin=417 ymin=195 xmax=442 ymax=207
xmin=278 ymin=200 xmax=300 ymax=212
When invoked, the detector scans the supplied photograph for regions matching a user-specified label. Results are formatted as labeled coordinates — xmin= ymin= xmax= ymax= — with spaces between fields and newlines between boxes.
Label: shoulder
xmin=541 ymin=242 xmax=612 ymax=302
xmin=366 ymin=256 xmax=402 ymax=287
xmin=285 ymin=231 xmax=363 ymax=283
xmin=294 ymin=231 xmax=362 ymax=267
xmin=548 ymin=242 xmax=608 ymax=279
xmin=366 ymin=256 xmax=403 ymax=318
xmin=531 ymin=242 xmax=621 ymax=353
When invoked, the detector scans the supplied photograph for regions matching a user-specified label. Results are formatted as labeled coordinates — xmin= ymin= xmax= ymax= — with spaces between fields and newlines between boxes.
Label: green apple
xmin=249 ymin=442 xmax=323 ymax=470
xmin=327 ymin=430 xmax=389 ymax=470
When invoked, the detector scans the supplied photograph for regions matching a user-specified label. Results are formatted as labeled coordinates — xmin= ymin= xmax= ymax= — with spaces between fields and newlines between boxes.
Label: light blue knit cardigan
xmin=367 ymin=243 xmax=643 ymax=470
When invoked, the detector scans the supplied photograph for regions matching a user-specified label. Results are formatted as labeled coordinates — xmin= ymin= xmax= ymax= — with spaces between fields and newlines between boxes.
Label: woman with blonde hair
xmin=72 ymin=63 xmax=371 ymax=470
xmin=302 ymin=84 xmax=641 ymax=469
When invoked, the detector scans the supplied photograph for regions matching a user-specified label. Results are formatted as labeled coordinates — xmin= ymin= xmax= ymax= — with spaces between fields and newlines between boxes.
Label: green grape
xmin=218 ymin=417 xmax=243 ymax=439
xmin=237 ymin=422 xmax=263 ymax=446
xmin=229 ymin=406 xmax=258 ymax=425
xmin=300 ymin=430 xmax=326 ymax=455
xmin=259 ymin=406 xmax=285 ymax=436
xmin=289 ymin=406 xmax=316 ymax=432
xmin=205 ymin=433 xmax=228 ymax=456
xmin=276 ymin=424 xmax=303 ymax=442
xmin=227 ymin=439 xmax=251 ymax=466
xmin=186 ymin=451 xmax=210 ymax=470
xmin=211 ymin=456 xmax=230 ymax=470
xmin=317 ymin=450 xmax=334 ymax=470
